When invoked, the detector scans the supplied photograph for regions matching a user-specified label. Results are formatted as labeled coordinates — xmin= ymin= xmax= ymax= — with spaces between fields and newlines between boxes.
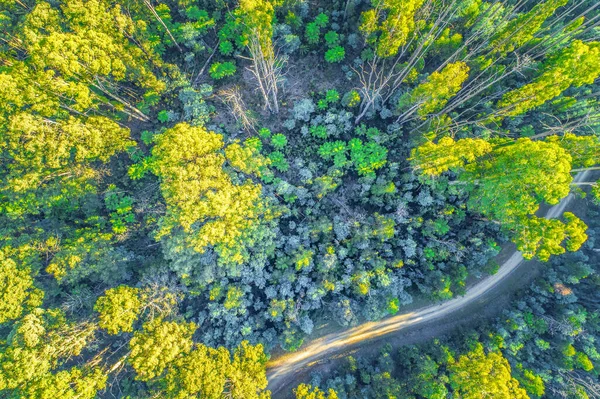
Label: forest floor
xmin=266 ymin=170 xmax=593 ymax=398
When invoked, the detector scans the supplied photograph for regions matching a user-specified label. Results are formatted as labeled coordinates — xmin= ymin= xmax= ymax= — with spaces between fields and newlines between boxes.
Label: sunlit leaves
xmin=129 ymin=318 xmax=196 ymax=381
xmin=360 ymin=0 xmax=425 ymax=58
xmin=410 ymin=136 xmax=493 ymax=176
xmin=411 ymin=135 xmax=595 ymax=260
xmin=448 ymin=344 xmax=529 ymax=399
xmin=94 ymin=286 xmax=142 ymax=335
xmin=295 ymin=383 xmax=338 ymax=399
xmin=0 ymin=254 xmax=43 ymax=325
xmin=498 ymin=40 xmax=600 ymax=117
xmin=147 ymin=123 xmax=272 ymax=264
xmin=399 ymin=62 xmax=470 ymax=117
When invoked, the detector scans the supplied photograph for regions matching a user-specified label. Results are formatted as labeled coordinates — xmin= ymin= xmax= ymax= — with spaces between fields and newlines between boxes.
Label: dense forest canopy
xmin=0 ymin=0 xmax=599 ymax=398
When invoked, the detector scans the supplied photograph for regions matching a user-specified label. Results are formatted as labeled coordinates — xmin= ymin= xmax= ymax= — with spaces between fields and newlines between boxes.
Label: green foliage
xmin=305 ymin=22 xmax=321 ymax=45
xmin=399 ymin=62 xmax=470 ymax=116
xmin=314 ymin=13 xmax=329 ymax=28
xmin=209 ymin=61 xmax=237 ymax=79
xmin=161 ymin=339 xmax=270 ymax=398
xmin=0 ymin=254 xmax=43 ymax=325
xmin=305 ymin=13 xmax=329 ymax=45
xmin=319 ymin=138 xmax=387 ymax=177
xmin=224 ymin=286 xmax=244 ymax=310
xmin=324 ymin=31 xmax=339 ymax=47
xmin=490 ymin=0 xmax=568 ymax=56
xmin=0 ymin=114 xmax=132 ymax=217
xmin=318 ymin=90 xmax=340 ymax=110
xmin=310 ymin=125 xmax=329 ymax=139
xmin=360 ymin=0 xmax=425 ymax=58
xmin=104 ymin=186 xmax=135 ymax=234
xmin=498 ymin=40 xmax=600 ymax=117
xmin=319 ymin=141 xmax=349 ymax=168
xmin=148 ymin=123 xmax=271 ymax=264
xmin=411 ymin=134 xmax=598 ymax=261
xmin=342 ymin=90 xmax=361 ymax=108
xmin=325 ymin=90 xmax=340 ymax=104
xmin=271 ymin=133 xmax=288 ymax=149
xmin=285 ymin=11 xmax=302 ymax=29
xmin=410 ymin=136 xmax=493 ymax=176
xmin=94 ymin=285 xmax=142 ymax=335
xmin=269 ymin=151 xmax=289 ymax=172
xmin=295 ymin=384 xmax=339 ymax=399
xmin=259 ymin=127 xmax=272 ymax=139
xmin=129 ymin=318 xmax=196 ymax=381
xmin=348 ymin=138 xmax=388 ymax=177
xmin=219 ymin=40 xmax=234 ymax=55
xmin=158 ymin=110 xmax=170 ymax=123
xmin=1 ymin=3 xmax=599 ymax=398
xmin=448 ymin=344 xmax=529 ymax=398
xmin=325 ymin=46 xmax=345 ymax=63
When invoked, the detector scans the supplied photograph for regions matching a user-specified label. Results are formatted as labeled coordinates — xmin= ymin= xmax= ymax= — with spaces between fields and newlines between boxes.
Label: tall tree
xmin=146 ymin=123 xmax=273 ymax=265
xmin=128 ymin=318 xmax=196 ymax=381
xmin=448 ymin=344 xmax=529 ymax=399
xmin=411 ymin=134 xmax=599 ymax=260
xmin=235 ymin=0 xmax=283 ymax=113
xmin=0 ymin=253 xmax=43 ymax=325
xmin=497 ymin=40 xmax=600 ymax=117
xmin=18 ymin=0 xmax=166 ymax=121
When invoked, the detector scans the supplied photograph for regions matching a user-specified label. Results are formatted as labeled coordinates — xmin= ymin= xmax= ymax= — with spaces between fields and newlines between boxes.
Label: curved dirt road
xmin=266 ymin=170 xmax=591 ymax=395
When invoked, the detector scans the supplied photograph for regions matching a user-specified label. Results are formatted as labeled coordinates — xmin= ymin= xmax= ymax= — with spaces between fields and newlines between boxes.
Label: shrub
xmin=305 ymin=22 xmax=320 ymax=45
xmin=259 ymin=127 xmax=272 ymax=139
xmin=348 ymin=138 xmax=388 ymax=177
xmin=157 ymin=110 xmax=170 ymax=123
xmin=310 ymin=125 xmax=328 ymax=139
xmin=285 ymin=10 xmax=302 ymax=29
xmin=282 ymin=34 xmax=301 ymax=54
xmin=219 ymin=40 xmax=234 ymax=55
xmin=269 ymin=151 xmax=289 ymax=172
xmin=209 ymin=61 xmax=237 ymax=79
xmin=179 ymin=86 xmax=213 ymax=125
xmin=342 ymin=90 xmax=361 ymax=108
xmin=292 ymin=99 xmax=315 ymax=121
xmin=314 ymin=13 xmax=329 ymax=28
xmin=324 ymin=30 xmax=339 ymax=47
xmin=271 ymin=133 xmax=288 ymax=149
xmin=325 ymin=90 xmax=340 ymax=104
xmin=325 ymin=46 xmax=345 ymax=63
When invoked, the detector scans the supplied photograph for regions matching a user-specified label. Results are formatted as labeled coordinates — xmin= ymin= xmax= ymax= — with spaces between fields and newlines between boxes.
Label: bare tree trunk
xmin=353 ymin=0 xmax=460 ymax=124
xmin=143 ymin=0 xmax=183 ymax=53
xmin=244 ymin=31 xmax=284 ymax=114
xmin=218 ymin=86 xmax=257 ymax=134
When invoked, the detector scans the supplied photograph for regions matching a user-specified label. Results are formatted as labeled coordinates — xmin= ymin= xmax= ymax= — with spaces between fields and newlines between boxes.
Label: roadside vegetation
xmin=0 ymin=0 xmax=599 ymax=398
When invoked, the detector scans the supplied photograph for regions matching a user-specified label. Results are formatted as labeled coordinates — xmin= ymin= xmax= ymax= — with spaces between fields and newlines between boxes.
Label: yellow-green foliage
xmin=1 ymin=114 xmax=132 ymax=216
xmin=410 ymin=136 xmax=493 ymax=176
xmin=405 ymin=62 xmax=470 ymax=116
xmin=514 ymin=212 xmax=587 ymax=261
xmin=295 ymin=383 xmax=339 ymax=399
xmin=22 ymin=0 xmax=165 ymax=94
xmin=236 ymin=0 xmax=277 ymax=56
xmin=150 ymin=123 xmax=271 ymax=263
xmin=162 ymin=340 xmax=269 ymax=398
xmin=449 ymin=344 xmax=529 ymax=399
xmin=498 ymin=40 xmax=600 ymax=117
xmin=94 ymin=285 xmax=142 ymax=335
xmin=411 ymin=135 xmax=596 ymax=260
xmin=490 ymin=0 xmax=568 ymax=56
xmin=0 ymin=254 xmax=43 ymax=325
xmin=129 ymin=318 xmax=196 ymax=381
xmin=360 ymin=0 xmax=425 ymax=58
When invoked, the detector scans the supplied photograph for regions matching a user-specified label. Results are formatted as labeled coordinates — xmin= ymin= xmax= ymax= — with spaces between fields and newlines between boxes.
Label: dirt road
xmin=266 ymin=171 xmax=591 ymax=396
